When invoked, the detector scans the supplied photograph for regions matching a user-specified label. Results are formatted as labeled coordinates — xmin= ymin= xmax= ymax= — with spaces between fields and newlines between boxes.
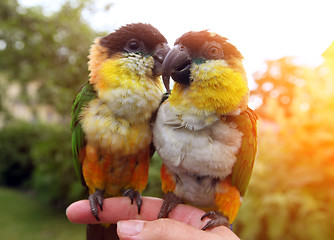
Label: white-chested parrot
xmin=153 ymin=30 xmax=257 ymax=230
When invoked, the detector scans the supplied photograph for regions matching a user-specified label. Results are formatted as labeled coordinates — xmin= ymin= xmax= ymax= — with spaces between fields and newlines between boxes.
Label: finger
xmin=117 ymin=219 xmax=228 ymax=240
xmin=66 ymin=197 xmax=207 ymax=228
xmin=168 ymin=202 xmax=207 ymax=229
xmin=208 ymin=226 xmax=240 ymax=240
xmin=66 ymin=197 xmax=161 ymax=224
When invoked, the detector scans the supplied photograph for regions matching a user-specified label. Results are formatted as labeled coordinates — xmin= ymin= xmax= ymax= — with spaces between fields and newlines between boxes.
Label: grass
xmin=0 ymin=187 xmax=85 ymax=240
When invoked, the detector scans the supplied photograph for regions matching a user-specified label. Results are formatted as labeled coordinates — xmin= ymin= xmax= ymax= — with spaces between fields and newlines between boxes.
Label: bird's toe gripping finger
xmin=201 ymin=211 xmax=230 ymax=230
xmin=158 ymin=192 xmax=182 ymax=219
xmin=123 ymin=189 xmax=142 ymax=214
xmin=88 ymin=189 xmax=104 ymax=221
xmin=135 ymin=194 xmax=143 ymax=215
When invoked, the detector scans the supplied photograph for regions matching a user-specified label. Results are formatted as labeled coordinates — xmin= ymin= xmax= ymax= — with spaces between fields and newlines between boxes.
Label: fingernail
xmin=117 ymin=220 xmax=144 ymax=237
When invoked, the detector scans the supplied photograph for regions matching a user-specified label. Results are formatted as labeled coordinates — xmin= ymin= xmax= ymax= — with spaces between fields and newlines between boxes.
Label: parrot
xmin=71 ymin=23 xmax=169 ymax=239
xmin=153 ymin=30 xmax=257 ymax=231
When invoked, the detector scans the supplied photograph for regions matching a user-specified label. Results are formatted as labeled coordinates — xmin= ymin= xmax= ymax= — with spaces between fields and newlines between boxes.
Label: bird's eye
xmin=203 ymin=41 xmax=223 ymax=60
xmin=126 ymin=39 xmax=140 ymax=52
xmin=129 ymin=41 xmax=139 ymax=50
xmin=209 ymin=47 xmax=219 ymax=57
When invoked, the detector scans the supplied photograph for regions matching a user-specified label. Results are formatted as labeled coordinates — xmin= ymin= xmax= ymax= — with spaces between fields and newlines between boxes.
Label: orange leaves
xmin=235 ymin=46 xmax=334 ymax=239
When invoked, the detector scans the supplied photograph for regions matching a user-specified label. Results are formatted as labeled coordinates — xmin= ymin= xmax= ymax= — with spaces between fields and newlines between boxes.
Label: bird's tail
xmin=87 ymin=223 xmax=119 ymax=240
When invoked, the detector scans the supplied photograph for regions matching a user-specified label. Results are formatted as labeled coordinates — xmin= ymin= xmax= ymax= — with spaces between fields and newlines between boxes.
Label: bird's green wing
xmin=231 ymin=107 xmax=258 ymax=197
xmin=71 ymin=82 xmax=96 ymax=185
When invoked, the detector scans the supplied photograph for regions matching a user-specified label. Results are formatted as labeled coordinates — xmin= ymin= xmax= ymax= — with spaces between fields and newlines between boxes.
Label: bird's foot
xmin=201 ymin=211 xmax=230 ymax=230
xmin=158 ymin=192 xmax=182 ymax=219
xmin=88 ymin=189 xmax=104 ymax=221
xmin=123 ymin=189 xmax=143 ymax=214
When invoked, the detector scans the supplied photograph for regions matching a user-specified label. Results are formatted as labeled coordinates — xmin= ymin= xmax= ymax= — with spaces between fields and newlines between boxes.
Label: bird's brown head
xmin=162 ymin=30 xmax=244 ymax=92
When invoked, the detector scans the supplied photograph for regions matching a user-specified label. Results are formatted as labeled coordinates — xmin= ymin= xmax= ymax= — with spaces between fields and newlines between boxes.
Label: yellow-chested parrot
xmin=71 ymin=23 xmax=169 ymax=239
xmin=153 ymin=30 xmax=257 ymax=230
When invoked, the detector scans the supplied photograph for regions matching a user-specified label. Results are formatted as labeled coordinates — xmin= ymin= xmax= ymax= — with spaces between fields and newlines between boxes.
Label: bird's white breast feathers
xmin=81 ymin=87 xmax=162 ymax=156
xmin=153 ymin=101 xmax=243 ymax=179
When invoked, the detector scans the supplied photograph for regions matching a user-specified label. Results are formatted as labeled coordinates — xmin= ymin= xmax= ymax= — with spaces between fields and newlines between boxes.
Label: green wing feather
xmin=231 ymin=107 xmax=258 ymax=196
xmin=70 ymin=82 xmax=96 ymax=185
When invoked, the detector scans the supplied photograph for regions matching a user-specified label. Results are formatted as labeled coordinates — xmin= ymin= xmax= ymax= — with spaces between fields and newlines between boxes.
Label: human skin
xmin=66 ymin=197 xmax=240 ymax=240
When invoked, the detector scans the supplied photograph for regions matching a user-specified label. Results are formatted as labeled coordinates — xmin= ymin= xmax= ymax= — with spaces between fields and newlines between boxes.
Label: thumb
xmin=117 ymin=219 xmax=238 ymax=240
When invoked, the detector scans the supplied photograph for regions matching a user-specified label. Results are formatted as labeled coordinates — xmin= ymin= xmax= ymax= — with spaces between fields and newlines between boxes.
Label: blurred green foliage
xmin=0 ymin=121 xmax=86 ymax=209
xmin=0 ymin=0 xmax=94 ymax=209
xmin=30 ymin=123 xmax=86 ymax=209
xmin=0 ymin=122 xmax=36 ymax=186
xmin=0 ymin=187 xmax=85 ymax=240
xmin=143 ymin=152 xmax=163 ymax=198
xmin=0 ymin=0 xmax=97 ymax=116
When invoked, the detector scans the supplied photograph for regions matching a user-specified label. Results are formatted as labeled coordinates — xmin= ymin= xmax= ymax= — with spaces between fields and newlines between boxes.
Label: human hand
xmin=66 ymin=197 xmax=240 ymax=240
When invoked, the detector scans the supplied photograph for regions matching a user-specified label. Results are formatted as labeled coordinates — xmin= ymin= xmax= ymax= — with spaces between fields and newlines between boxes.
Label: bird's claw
xmin=158 ymin=192 xmax=182 ymax=219
xmin=123 ymin=189 xmax=142 ymax=214
xmin=201 ymin=211 xmax=230 ymax=230
xmin=88 ymin=189 xmax=104 ymax=221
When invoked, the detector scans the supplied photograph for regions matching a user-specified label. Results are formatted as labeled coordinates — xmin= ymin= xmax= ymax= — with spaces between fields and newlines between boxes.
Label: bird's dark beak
xmin=152 ymin=43 xmax=170 ymax=77
xmin=162 ymin=44 xmax=192 ymax=92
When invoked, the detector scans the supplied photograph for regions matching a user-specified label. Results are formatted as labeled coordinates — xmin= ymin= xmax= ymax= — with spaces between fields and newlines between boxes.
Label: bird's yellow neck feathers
xmin=88 ymin=39 xmax=163 ymax=94
xmin=169 ymin=60 xmax=249 ymax=115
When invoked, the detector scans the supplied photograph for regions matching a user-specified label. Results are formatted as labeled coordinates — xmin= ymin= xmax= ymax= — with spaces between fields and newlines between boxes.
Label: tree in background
xmin=250 ymin=57 xmax=303 ymax=119
xmin=0 ymin=0 xmax=101 ymax=209
xmin=0 ymin=0 xmax=98 ymax=120
xmin=234 ymin=43 xmax=334 ymax=239
xmin=0 ymin=0 xmax=164 ymax=210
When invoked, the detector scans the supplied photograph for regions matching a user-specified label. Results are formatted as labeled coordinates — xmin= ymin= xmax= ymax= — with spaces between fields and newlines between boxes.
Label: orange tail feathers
xmin=215 ymin=180 xmax=241 ymax=224
xmin=160 ymin=164 xmax=176 ymax=193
